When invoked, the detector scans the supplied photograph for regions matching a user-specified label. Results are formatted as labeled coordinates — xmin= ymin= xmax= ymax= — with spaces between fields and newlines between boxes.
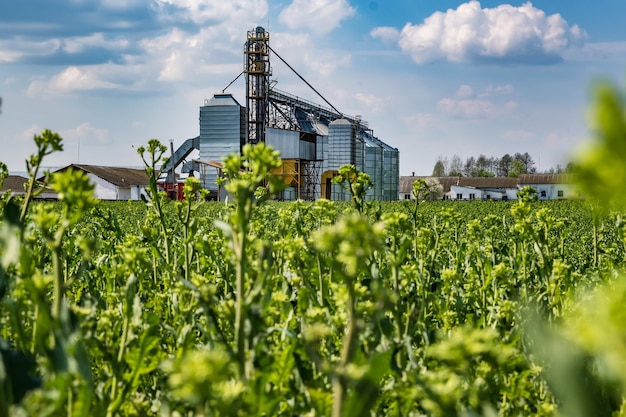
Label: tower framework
xmin=244 ymin=27 xmax=271 ymax=145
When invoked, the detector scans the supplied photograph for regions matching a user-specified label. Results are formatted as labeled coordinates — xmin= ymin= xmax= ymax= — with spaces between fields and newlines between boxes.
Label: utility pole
xmin=170 ymin=139 xmax=176 ymax=199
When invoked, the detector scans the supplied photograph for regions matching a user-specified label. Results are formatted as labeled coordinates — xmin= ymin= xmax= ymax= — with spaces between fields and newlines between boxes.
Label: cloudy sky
xmin=1 ymin=0 xmax=625 ymax=175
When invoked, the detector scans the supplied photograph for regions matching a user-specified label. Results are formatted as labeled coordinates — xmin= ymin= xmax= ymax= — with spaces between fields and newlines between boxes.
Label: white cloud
xmin=0 ymin=49 xmax=25 ymax=63
xmin=455 ymin=84 xmax=474 ymax=98
xmin=19 ymin=125 xmax=45 ymax=143
xmin=545 ymin=131 xmax=577 ymax=147
xmin=0 ymin=38 xmax=62 ymax=63
xmin=272 ymin=32 xmax=352 ymax=77
xmin=279 ymin=0 xmax=356 ymax=34
xmin=156 ymin=0 xmax=268 ymax=25
xmin=502 ymin=129 xmax=533 ymax=140
xmin=2 ymin=77 xmax=18 ymax=86
xmin=493 ymin=84 xmax=514 ymax=95
xmin=393 ymin=0 xmax=586 ymax=65
xmin=100 ymin=0 xmax=145 ymax=9
xmin=438 ymin=97 xmax=494 ymax=118
xmin=61 ymin=123 xmax=110 ymax=145
xmin=504 ymin=101 xmax=518 ymax=111
xmin=437 ymin=83 xmax=519 ymax=119
xmin=62 ymin=33 xmax=129 ymax=54
xmin=354 ymin=93 xmax=391 ymax=113
xmin=23 ymin=21 xmax=255 ymax=96
xmin=25 ymin=66 xmax=123 ymax=97
xmin=370 ymin=27 xmax=400 ymax=45
xmin=406 ymin=113 xmax=437 ymax=129
xmin=563 ymin=41 xmax=626 ymax=62
xmin=477 ymin=83 xmax=515 ymax=97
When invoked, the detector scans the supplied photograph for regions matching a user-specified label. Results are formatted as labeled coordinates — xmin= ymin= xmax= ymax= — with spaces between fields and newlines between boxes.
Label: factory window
xmin=456 ymin=193 xmax=462 ymax=200
xmin=557 ymin=190 xmax=564 ymax=197
xmin=469 ymin=193 xmax=475 ymax=200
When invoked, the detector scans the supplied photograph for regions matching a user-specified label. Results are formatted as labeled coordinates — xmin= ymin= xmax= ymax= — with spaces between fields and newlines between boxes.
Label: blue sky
xmin=1 ymin=0 xmax=625 ymax=175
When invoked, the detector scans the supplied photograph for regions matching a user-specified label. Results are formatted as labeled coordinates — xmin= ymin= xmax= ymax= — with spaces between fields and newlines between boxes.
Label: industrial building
xmin=164 ymin=27 xmax=399 ymax=202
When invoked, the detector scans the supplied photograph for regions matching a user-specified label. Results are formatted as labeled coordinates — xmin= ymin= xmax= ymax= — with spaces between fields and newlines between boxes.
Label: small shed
xmin=50 ymin=164 xmax=149 ymax=201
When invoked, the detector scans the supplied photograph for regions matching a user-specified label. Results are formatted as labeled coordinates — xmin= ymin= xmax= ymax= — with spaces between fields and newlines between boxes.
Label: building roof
xmin=329 ymin=118 xmax=352 ymax=126
xmin=1 ymin=175 xmax=29 ymax=193
xmin=399 ymin=174 xmax=576 ymax=194
xmin=454 ymin=177 xmax=520 ymax=190
xmin=203 ymin=94 xmax=242 ymax=107
xmin=399 ymin=176 xmax=519 ymax=194
xmin=518 ymin=173 xmax=574 ymax=184
xmin=1 ymin=175 xmax=58 ymax=198
xmin=55 ymin=164 xmax=150 ymax=187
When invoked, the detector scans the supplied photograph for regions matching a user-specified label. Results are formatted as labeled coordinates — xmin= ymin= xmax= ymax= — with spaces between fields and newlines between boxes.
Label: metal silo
xmin=199 ymin=94 xmax=245 ymax=194
xmin=326 ymin=119 xmax=355 ymax=201
xmin=362 ymin=135 xmax=384 ymax=201
xmin=382 ymin=143 xmax=400 ymax=201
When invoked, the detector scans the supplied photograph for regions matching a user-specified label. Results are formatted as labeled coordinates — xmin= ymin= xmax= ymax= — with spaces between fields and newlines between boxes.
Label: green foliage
xmin=2 ymin=116 xmax=626 ymax=416
xmin=332 ymin=164 xmax=373 ymax=213
xmin=525 ymin=80 xmax=626 ymax=417
xmin=576 ymin=82 xmax=626 ymax=211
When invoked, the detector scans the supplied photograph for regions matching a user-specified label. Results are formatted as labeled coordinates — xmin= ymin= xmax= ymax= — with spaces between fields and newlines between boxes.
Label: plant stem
xmin=51 ymin=245 xmax=64 ymax=320
xmin=332 ymin=281 xmax=357 ymax=417
xmin=234 ymin=197 xmax=252 ymax=379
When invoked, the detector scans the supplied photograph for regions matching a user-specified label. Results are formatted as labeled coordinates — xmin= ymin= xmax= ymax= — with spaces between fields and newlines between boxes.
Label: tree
xmin=412 ymin=178 xmax=443 ymax=202
xmin=432 ymin=159 xmax=446 ymax=177
xmin=425 ymin=178 xmax=444 ymax=200
xmin=473 ymin=168 xmax=495 ymax=177
xmin=476 ymin=154 xmax=489 ymax=172
xmin=565 ymin=161 xmax=577 ymax=173
xmin=463 ymin=157 xmax=476 ymax=177
xmin=509 ymin=159 xmax=526 ymax=177
xmin=513 ymin=152 xmax=536 ymax=174
xmin=498 ymin=154 xmax=512 ymax=177
xmin=475 ymin=154 xmax=496 ymax=176
xmin=449 ymin=154 xmax=463 ymax=176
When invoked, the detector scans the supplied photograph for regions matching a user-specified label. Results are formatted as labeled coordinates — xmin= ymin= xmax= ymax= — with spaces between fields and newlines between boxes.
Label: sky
xmin=1 ymin=0 xmax=625 ymax=176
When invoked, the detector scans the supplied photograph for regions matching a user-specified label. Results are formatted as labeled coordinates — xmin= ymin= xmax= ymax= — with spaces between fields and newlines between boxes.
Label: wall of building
xmin=267 ymin=128 xmax=300 ymax=158
xmin=130 ymin=185 xmax=148 ymax=201
xmin=449 ymin=185 xmax=483 ymax=201
xmin=522 ymin=183 xmax=576 ymax=200
xmin=87 ymin=173 xmax=119 ymax=200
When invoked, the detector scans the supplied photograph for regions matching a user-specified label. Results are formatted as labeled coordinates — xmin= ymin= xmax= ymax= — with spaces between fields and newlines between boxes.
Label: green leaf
xmin=343 ymin=350 xmax=391 ymax=417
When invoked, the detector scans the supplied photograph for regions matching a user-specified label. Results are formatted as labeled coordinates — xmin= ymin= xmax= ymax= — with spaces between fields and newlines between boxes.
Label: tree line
xmin=429 ymin=153 xmax=575 ymax=178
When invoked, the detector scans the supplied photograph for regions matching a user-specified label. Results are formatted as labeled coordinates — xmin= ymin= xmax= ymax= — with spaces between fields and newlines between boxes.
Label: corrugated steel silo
xmin=363 ymin=138 xmax=384 ymax=201
xmin=199 ymin=94 xmax=245 ymax=192
xmin=382 ymin=145 xmax=400 ymax=201
xmin=326 ymin=119 xmax=356 ymax=201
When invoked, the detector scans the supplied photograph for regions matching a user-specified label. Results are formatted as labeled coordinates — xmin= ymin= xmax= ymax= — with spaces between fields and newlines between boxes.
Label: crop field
xmin=2 ymin=85 xmax=626 ymax=416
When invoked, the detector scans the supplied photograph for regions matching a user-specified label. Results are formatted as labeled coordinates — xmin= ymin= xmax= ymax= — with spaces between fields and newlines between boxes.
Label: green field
xmin=2 ymin=161 xmax=626 ymax=416
xmin=2 ymin=82 xmax=626 ymax=416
